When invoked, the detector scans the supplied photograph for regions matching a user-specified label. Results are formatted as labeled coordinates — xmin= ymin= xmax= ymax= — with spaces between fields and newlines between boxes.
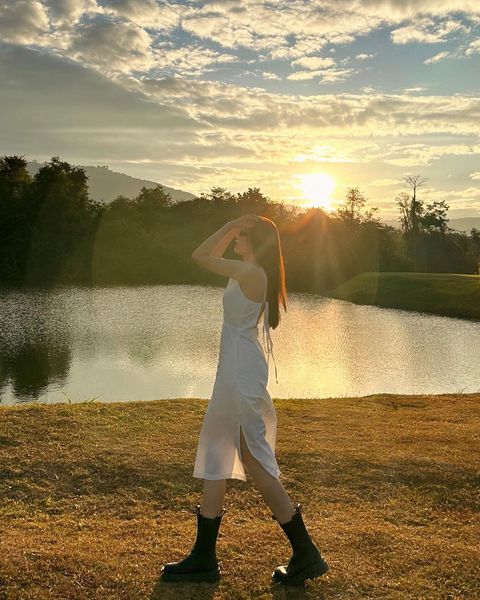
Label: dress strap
xmin=259 ymin=269 xmax=279 ymax=384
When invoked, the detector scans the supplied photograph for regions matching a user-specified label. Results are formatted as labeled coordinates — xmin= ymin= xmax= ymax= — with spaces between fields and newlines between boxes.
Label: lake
xmin=1 ymin=283 xmax=479 ymax=405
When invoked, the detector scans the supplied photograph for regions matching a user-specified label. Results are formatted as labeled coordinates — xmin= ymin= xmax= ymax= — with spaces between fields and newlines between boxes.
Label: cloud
xmin=381 ymin=143 xmax=480 ymax=167
xmin=146 ymin=44 xmax=241 ymax=77
xmin=286 ymin=66 xmax=356 ymax=82
xmin=67 ymin=14 xmax=157 ymax=74
xmin=355 ymin=53 xmax=375 ymax=60
xmin=262 ymin=71 xmax=281 ymax=80
xmin=0 ymin=44 xmax=205 ymax=162
xmin=424 ymin=50 xmax=451 ymax=64
xmin=465 ymin=38 xmax=480 ymax=55
xmin=42 ymin=0 xmax=100 ymax=28
xmin=130 ymin=74 xmax=480 ymax=144
xmin=316 ymin=67 xmax=358 ymax=84
xmin=1 ymin=1 xmax=477 ymax=81
xmin=100 ymin=0 xmax=183 ymax=29
xmin=470 ymin=171 xmax=480 ymax=179
xmin=287 ymin=56 xmax=357 ymax=84
xmin=391 ymin=17 xmax=470 ymax=44
xmin=286 ymin=69 xmax=326 ymax=81
xmin=1 ymin=2 xmax=480 ymax=206
xmin=420 ymin=186 xmax=480 ymax=212
xmin=401 ymin=86 xmax=429 ymax=92
xmin=0 ymin=0 xmax=50 ymax=44
xmin=292 ymin=56 xmax=336 ymax=70
xmin=2 ymin=43 xmax=479 ymax=169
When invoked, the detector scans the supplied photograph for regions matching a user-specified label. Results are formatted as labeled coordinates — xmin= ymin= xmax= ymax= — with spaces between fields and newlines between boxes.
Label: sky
xmin=1 ymin=0 xmax=480 ymax=220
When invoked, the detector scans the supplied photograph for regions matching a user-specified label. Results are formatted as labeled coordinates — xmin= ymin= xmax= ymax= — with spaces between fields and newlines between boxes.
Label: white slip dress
xmin=193 ymin=267 xmax=281 ymax=482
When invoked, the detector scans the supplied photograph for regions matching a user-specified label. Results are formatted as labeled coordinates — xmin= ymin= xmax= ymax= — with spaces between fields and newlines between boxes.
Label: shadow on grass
xmin=151 ymin=574 xmax=327 ymax=599
xmin=273 ymin=451 xmax=480 ymax=511
xmin=2 ymin=449 xmax=478 ymax=513
xmin=151 ymin=578 xmax=219 ymax=599
xmin=0 ymin=457 xmax=241 ymax=513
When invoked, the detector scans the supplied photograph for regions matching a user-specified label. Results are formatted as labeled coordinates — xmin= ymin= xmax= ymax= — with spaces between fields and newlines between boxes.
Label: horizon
xmin=1 ymin=1 xmax=479 ymax=220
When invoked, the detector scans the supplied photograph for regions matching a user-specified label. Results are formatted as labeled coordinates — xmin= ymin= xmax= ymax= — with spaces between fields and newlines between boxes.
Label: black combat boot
xmin=161 ymin=503 xmax=226 ymax=583
xmin=271 ymin=502 xmax=329 ymax=586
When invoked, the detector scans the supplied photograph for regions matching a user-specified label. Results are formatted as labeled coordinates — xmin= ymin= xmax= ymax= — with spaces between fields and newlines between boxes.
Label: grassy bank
xmin=325 ymin=272 xmax=480 ymax=320
xmin=1 ymin=395 xmax=478 ymax=599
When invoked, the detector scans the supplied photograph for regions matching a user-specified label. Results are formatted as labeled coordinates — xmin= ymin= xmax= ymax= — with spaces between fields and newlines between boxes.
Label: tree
xmin=395 ymin=191 xmax=414 ymax=233
xmin=25 ymin=156 xmax=92 ymax=284
xmin=0 ymin=155 xmax=32 ymax=199
xmin=135 ymin=185 xmax=173 ymax=208
xmin=469 ymin=228 xmax=480 ymax=274
xmin=199 ymin=187 xmax=236 ymax=204
xmin=133 ymin=185 xmax=173 ymax=230
xmin=0 ymin=155 xmax=33 ymax=281
xmin=421 ymin=200 xmax=449 ymax=234
xmin=400 ymin=175 xmax=428 ymax=234
xmin=335 ymin=187 xmax=378 ymax=223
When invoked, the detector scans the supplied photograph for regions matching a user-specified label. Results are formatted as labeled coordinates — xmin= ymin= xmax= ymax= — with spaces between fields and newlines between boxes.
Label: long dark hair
xmin=247 ymin=216 xmax=287 ymax=330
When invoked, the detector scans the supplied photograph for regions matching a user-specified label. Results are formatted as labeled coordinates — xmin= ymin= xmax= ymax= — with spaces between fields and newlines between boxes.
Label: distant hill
xmin=447 ymin=217 xmax=480 ymax=232
xmin=26 ymin=160 xmax=196 ymax=204
xmin=381 ymin=217 xmax=480 ymax=232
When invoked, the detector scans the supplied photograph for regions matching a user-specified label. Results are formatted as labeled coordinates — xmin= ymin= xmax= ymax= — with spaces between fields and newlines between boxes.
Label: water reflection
xmin=1 ymin=283 xmax=479 ymax=405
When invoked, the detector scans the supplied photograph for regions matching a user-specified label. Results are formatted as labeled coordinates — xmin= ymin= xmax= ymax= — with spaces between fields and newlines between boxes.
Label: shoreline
xmin=326 ymin=271 xmax=480 ymax=321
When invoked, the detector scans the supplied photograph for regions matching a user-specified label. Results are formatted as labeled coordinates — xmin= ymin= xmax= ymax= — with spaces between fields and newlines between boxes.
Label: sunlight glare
xmin=296 ymin=173 xmax=336 ymax=210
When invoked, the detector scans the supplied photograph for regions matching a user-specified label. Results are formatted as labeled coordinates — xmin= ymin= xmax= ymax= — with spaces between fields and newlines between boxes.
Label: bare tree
xmin=400 ymin=175 xmax=428 ymax=234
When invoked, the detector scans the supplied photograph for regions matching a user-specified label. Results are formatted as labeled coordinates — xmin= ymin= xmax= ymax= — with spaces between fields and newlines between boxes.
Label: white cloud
xmin=356 ymin=53 xmax=375 ymax=60
xmin=465 ymin=38 xmax=480 ymax=55
xmin=287 ymin=65 xmax=356 ymax=83
xmin=100 ymin=0 xmax=183 ymax=30
xmin=262 ymin=71 xmax=281 ymax=80
xmin=391 ymin=17 xmax=470 ymax=45
xmin=148 ymin=43 xmax=241 ymax=77
xmin=316 ymin=67 xmax=357 ymax=84
xmin=470 ymin=171 xmax=480 ymax=179
xmin=292 ymin=56 xmax=336 ymax=70
xmin=286 ymin=69 xmax=325 ymax=81
xmin=401 ymin=86 xmax=429 ymax=93
xmin=1 ymin=1 xmax=477 ymax=81
xmin=424 ymin=51 xmax=451 ymax=64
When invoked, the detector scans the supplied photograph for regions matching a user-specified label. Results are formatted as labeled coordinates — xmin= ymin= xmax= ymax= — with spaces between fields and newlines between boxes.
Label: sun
xmin=295 ymin=173 xmax=336 ymax=211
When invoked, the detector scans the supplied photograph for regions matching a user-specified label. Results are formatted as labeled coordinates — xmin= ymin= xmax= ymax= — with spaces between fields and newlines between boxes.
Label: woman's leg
xmin=239 ymin=428 xmax=295 ymax=524
xmin=201 ymin=479 xmax=227 ymax=518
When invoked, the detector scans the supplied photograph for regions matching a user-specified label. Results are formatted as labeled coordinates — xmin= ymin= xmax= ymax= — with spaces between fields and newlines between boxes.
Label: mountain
xmin=26 ymin=160 xmax=196 ymax=204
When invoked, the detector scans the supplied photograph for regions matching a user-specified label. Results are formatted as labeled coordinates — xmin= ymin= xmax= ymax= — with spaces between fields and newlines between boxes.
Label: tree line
xmin=1 ymin=155 xmax=479 ymax=291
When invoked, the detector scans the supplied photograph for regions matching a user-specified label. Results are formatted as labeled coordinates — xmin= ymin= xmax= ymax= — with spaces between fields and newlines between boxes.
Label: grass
xmin=325 ymin=272 xmax=480 ymax=320
xmin=0 ymin=395 xmax=479 ymax=599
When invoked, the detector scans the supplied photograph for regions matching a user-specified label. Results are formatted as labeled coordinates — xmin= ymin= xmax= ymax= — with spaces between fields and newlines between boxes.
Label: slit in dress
xmin=237 ymin=422 xmax=281 ymax=480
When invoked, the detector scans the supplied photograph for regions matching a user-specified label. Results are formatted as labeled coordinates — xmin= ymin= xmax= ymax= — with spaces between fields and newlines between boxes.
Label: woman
xmin=161 ymin=214 xmax=329 ymax=586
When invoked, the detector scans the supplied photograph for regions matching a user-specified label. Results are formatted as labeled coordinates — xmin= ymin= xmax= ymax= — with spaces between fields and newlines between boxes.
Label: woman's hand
xmin=229 ymin=214 xmax=260 ymax=232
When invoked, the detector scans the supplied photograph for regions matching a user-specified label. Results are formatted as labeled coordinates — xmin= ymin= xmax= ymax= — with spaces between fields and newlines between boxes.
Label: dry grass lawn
xmin=0 ymin=394 xmax=479 ymax=599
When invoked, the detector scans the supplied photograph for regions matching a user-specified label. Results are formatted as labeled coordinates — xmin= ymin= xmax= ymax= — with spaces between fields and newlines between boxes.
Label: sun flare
xmin=296 ymin=173 xmax=336 ymax=211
